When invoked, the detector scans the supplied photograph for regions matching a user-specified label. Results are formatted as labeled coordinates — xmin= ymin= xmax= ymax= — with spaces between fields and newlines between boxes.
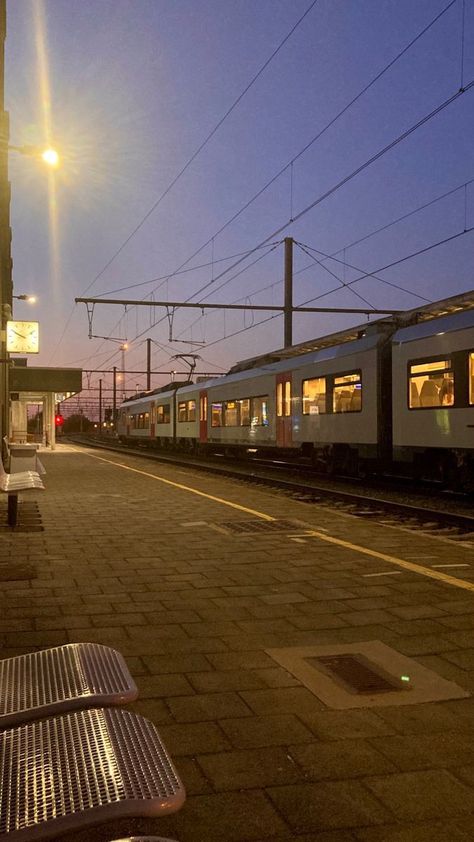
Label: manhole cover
xmin=309 ymin=654 xmax=404 ymax=695
xmin=221 ymin=519 xmax=302 ymax=534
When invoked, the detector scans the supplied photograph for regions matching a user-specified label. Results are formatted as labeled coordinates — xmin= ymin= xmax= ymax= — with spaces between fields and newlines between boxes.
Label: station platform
xmin=2 ymin=443 xmax=474 ymax=841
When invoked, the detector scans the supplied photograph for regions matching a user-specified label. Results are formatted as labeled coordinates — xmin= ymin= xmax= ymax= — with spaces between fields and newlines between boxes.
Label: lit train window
xmin=470 ymin=353 xmax=474 ymax=405
xmin=224 ymin=401 xmax=239 ymax=426
xmin=409 ymin=359 xmax=454 ymax=408
xmin=188 ymin=400 xmax=196 ymax=422
xmin=144 ymin=412 xmax=149 ymax=428
xmin=178 ymin=402 xmax=187 ymax=422
xmin=239 ymin=398 xmax=250 ymax=426
xmin=251 ymin=396 xmax=269 ymax=426
xmin=277 ymin=383 xmax=283 ymax=417
xmin=333 ymin=372 xmax=362 ymax=413
xmin=303 ymin=377 xmax=326 ymax=415
xmin=157 ymin=404 xmax=170 ymax=424
xmin=284 ymin=381 xmax=291 ymax=416
xmin=211 ymin=403 xmax=223 ymax=427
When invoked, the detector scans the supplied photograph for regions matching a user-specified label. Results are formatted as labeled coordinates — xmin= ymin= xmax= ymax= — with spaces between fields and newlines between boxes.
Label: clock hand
xmin=12 ymin=329 xmax=26 ymax=339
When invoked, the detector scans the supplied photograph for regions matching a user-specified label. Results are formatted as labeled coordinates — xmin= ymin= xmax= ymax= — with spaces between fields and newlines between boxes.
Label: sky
xmin=5 ymin=0 xmax=474 ymax=410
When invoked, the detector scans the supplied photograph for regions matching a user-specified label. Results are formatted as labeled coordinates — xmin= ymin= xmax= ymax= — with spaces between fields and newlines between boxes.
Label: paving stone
xmin=289 ymin=739 xmax=397 ymax=780
xmin=169 ymin=791 xmax=288 ymax=841
xmin=157 ymin=721 xmax=231 ymax=755
xmin=370 ymin=731 xmax=474 ymax=771
xmin=198 ymin=746 xmax=303 ymax=790
xmin=168 ymin=691 xmax=252 ymax=721
xmin=267 ymin=780 xmax=390 ymax=831
xmin=354 ymin=819 xmax=473 ymax=841
xmin=240 ymin=686 xmax=325 ymax=716
xmin=187 ymin=669 xmax=267 ymax=692
xmin=365 ymin=769 xmax=474 ymax=820
xmin=298 ymin=709 xmax=395 ymax=741
xmin=220 ymin=714 xmax=315 ymax=748
xmin=143 ymin=652 xmax=212 ymax=673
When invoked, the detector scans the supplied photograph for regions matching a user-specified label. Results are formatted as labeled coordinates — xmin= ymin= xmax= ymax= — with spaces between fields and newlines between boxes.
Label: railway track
xmin=66 ymin=435 xmax=474 ymax=545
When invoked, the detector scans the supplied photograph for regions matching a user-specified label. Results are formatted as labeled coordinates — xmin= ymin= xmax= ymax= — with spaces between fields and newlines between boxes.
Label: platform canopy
xmin=8 ymin=365 xmax=82 ymax=449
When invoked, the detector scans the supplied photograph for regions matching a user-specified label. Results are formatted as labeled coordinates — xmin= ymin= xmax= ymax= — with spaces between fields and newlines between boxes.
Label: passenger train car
xmin=117 ymin=290 xmax=474 ymax=488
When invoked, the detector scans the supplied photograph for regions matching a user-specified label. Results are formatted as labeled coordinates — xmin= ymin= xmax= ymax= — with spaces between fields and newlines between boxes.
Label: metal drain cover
xmin=309 ymin=654 xmax=403 ymax=695
xmin=266 ymin=641 xmax=470 ymax=709
xmin=221 ymin=519 xmax=303 ymax=534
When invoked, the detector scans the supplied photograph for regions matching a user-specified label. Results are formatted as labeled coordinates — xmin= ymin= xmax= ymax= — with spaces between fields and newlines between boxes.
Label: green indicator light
xmin=401 ymin=675 xmax=410 ymax=682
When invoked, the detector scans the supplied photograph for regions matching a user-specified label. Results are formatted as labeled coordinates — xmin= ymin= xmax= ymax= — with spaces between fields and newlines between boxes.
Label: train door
xmin=199 ymin=391 xmax=208 ymax=443
xmin=150 ymin=401 xmax=155 ymax=440
xmin=276 ymin=373 xmax=292 ymax=447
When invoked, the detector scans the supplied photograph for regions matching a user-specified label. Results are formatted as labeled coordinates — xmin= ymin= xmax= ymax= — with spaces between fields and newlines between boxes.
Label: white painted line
xmin=362 ymin=571 xmax=402 ymax=578
xmin=291 ymin=538 xmax=307 ymax=544
xmin=432 ymin=563 xmax=470 ymax=569
xmin=404 ymin=556 xmax=438 ymax=560
xmin=181 ymin=521 xmax=208 ymax=526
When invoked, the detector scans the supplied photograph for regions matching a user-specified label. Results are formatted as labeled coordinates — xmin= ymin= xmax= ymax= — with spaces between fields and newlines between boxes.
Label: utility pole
xmin=0 ymin=1 xmax=12 ymax=444
xmin=284 ymin=236 xmax=293 ymax=348
xmin=112 ymin=365 xmax=117 ymax=422
xmin=146 ymin=337 xmax=151 ymax=391
xmin=98 ymin=379 xmax=102 ymax=429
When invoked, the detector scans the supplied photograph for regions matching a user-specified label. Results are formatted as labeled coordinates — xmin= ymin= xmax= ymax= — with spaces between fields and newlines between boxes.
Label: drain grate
xmin=221 ymin=519 xmax=303 ymax=534
xmin=308 ymin=654 xmax=404 ymax=695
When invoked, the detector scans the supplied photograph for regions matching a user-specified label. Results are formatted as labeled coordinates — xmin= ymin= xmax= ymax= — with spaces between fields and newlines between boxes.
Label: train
xmin=117 ymin=289 xmax=474 ymax=490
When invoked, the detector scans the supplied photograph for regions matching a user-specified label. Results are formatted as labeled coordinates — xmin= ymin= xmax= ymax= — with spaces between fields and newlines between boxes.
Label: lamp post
xmin=0 ymin=1 xmax=59 ymax=447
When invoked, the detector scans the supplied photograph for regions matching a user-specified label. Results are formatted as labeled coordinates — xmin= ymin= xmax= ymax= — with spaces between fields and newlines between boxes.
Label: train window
xmin=333 ymin=373 xmax=362 ymax=413
xmin=178 ymin=402 xmax=187 ymax=422
xmin=157 ymin=404 xmax=170 ymax=424
xmin=239 ymin=398 xmax=250 ymax=426
xmin=470 ymin=354 xmax=474 ymax=405
xmin=251 ymin=396 xmax=269 ymax=426
xmin=409 ymin=359 xmax=454 ymax=408
xmin=211 ymin=403 xmax=223 ymax=427
xmin=188 ymin=400 xmax=196 ymax=422
xmin=303 ymin=377 xmax=326 ymax=415
xmin=277 ymin=383 xmax=283 ymax=417
xmin=224 ymin=401 xmax=239 ymax=426
xmin=200 ymin=395 xmax=208 ymax=421
xmin=144 ymin=412 xmax=149 ymax=428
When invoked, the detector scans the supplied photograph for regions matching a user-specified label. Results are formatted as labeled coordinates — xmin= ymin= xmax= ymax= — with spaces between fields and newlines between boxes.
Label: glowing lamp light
xmin=54 ymin=414 xmax=64 ymax=427
xmin=401 ymin=675 xmax=410 ymax=683
xmin=41 ymin=148 xmax=60 ymax=168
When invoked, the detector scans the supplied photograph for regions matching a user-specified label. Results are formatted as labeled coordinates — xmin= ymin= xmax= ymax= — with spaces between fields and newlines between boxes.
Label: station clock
xmin=6 ymin=320 xmax=40 ymax=354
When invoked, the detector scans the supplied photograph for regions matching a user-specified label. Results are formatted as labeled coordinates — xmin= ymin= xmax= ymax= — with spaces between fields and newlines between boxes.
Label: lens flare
xmin=41 ymin=148 xmax=59 ymax=168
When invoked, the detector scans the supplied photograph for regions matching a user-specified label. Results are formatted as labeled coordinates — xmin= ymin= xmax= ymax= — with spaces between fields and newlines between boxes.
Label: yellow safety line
xmin=81 ymin=450 xmax=275 ymax=520
xmin=76 ymin=448 xmax=474 ymax=594
xmin=301 ymin=529 xmax=474 ymax=593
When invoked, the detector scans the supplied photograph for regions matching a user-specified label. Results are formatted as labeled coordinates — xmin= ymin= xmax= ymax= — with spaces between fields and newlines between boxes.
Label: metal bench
xmin=0 ymin=707 xmax=185 ymax=840
xmin=0 ymin=643 xmax=138 ymax=728
xmin=0 ymin=458 xmax=44 ymax=526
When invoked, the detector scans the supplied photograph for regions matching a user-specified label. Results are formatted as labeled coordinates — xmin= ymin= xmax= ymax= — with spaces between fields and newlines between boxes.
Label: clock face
xmin=6 ymin=321 xmax=40 ymax=354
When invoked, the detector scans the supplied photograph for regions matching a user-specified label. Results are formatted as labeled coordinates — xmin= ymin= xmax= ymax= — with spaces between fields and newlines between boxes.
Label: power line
xmin=81 ymin=0 xmax=320 ymax=296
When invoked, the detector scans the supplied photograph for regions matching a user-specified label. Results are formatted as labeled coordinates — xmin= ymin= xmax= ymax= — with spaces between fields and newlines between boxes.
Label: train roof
xmin=392 ymin=305 xmax=474 ymax=344
xmin=229 ymin=288 xmax=474 ymax=373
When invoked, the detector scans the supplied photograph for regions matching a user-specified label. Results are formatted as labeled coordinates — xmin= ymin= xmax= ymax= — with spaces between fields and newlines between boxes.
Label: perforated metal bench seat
xmin=0 ymin=643 xmax=138 ymax=728
xmin=0 ymin=707 xmax=185 ymax=840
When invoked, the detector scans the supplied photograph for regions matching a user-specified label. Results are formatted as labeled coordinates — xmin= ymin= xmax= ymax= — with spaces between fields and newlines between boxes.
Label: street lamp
xmin=8 ymin=144 xmax=60 ymax=168
xmin=12 ymin=293 xmax=36 ymax=302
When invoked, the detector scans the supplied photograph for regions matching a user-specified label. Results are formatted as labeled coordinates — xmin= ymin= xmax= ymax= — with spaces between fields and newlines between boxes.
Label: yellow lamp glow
xmin=41 ymin=148 xmax=60 ymax=167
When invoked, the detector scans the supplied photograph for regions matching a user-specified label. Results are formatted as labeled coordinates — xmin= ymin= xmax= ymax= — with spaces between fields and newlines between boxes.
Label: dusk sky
xmin=5 ymin=0 xmax=474 ymax=402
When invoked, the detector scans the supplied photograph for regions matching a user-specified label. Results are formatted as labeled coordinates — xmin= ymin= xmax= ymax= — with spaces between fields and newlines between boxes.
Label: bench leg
xmin=7 ymin=494 xmax=18 ymax=527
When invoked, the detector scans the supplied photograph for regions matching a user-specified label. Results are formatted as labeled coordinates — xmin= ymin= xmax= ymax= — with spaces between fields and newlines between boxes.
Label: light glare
xmin=42 ymin=148 xmax=60 ymax=167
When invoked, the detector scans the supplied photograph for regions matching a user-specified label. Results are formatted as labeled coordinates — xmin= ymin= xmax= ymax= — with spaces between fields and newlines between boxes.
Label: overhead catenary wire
xmin=50 ymin=0 xmax=459 ymax=369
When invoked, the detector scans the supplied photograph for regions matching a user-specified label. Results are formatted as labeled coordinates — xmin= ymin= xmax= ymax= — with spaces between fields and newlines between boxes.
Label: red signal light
xmin=55 ymin=414 xmax=64 ymax=427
